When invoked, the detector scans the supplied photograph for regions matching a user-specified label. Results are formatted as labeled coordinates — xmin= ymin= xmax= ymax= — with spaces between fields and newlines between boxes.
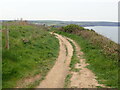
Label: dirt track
xmin=37 ymin=33 xmax=73 ymax=88
xmin=36 ymin=33 xmax=105 ymax=88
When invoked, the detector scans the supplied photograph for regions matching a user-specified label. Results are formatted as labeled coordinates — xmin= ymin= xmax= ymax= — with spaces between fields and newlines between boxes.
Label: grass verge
xmin=67 ymin=39 xmax=80 ymax=72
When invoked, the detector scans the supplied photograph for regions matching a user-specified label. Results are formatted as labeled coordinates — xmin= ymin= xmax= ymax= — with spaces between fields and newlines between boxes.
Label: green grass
xmin=68 ymin=39 xmax=80 ymax=72
xmin=64 ymin=74 xmax=72 ymax=88
xmin=2 ymin=22 xmax=59 ymax=88
xmin=65 ymin=45 xmax=68 ymax=56
xmin=55 ymin=30 xmax=118 ymax=88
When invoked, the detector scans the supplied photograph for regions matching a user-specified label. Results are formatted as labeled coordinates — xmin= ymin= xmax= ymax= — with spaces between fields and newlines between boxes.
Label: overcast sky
xmin=0 ymin=0 xmax=119 ymax=21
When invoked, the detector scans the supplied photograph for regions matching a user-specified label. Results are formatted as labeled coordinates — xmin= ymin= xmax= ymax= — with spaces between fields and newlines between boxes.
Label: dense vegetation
xmin=60 ymin=24 xmax=85 ymax=33
xmin=52 ymin=24 xmax=119 ymax=88
xmin=2 ymin=21 xmax=59 ymax=88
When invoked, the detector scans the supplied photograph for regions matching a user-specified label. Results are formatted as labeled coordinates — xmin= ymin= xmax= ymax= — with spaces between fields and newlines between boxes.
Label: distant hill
xmin=29 ymin=20 xmax=118 ymax=27
xmin=1 ymin=20 xmax=119 ymax=27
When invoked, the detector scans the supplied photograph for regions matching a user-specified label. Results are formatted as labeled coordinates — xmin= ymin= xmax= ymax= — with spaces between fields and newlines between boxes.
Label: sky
xmin=0 ymin=0 xmax=119 ymax=22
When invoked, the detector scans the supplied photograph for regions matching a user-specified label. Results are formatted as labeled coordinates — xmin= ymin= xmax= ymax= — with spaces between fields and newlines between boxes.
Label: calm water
xmin=84 ymin=26 xmax=118 ymax=44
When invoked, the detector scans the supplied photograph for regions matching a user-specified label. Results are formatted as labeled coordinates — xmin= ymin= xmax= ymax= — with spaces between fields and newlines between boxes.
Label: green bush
xmin=60 ymin=24 xmax=84 ymax=33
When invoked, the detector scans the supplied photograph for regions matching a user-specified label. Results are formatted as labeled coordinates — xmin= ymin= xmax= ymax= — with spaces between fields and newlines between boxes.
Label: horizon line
xmin=0 ymin=19 xmax=118 ymax=22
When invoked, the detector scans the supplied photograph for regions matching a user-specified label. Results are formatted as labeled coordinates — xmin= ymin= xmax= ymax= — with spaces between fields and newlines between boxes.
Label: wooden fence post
xmin=5 ymin=23 xmax=9 ymax=50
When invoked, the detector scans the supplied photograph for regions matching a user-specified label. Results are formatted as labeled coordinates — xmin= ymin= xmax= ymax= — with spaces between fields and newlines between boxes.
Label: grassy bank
xmin=52 ymin=25 xmax=118 ymax=88
xmin=2 ymin=21 xmax=59 ymax=88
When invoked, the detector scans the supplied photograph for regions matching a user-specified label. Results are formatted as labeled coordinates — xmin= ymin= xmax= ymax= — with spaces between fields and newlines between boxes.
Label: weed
xmin=64 ymin=74 xmax=72 ymax=88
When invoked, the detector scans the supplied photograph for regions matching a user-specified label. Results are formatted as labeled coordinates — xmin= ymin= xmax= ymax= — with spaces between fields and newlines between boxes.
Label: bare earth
xmin=36 ymin=33 xmax=105 ymax=88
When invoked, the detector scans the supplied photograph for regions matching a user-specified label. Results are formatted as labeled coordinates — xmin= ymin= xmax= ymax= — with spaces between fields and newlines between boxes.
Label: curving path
xmin=36 ymin=33 xmax=105 ymax=88
xmin=37 ymin=33 xmax=73 ymax=88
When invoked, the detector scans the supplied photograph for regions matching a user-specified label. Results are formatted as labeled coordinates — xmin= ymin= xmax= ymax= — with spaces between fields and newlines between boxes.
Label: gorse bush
xmin=60 ymin=24 xmax=84 ymax=33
